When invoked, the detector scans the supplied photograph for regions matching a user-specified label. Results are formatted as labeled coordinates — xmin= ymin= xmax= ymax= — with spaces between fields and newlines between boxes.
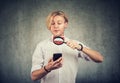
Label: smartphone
xmin=53 ymin=53 xmax=62 ymax=61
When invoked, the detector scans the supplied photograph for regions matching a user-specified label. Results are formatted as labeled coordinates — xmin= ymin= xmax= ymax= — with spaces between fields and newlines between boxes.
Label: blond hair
xmin=46 ymin=11 xmax=68 ymax=30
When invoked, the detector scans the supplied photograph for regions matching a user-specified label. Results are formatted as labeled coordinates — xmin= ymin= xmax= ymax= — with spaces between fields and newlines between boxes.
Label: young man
xmin=31 ymin=11 xmax=103 ymax=83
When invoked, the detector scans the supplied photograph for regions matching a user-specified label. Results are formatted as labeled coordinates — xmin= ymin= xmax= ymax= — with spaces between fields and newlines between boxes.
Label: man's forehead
xmin=52 ymin=16 xmax=65 ymax=22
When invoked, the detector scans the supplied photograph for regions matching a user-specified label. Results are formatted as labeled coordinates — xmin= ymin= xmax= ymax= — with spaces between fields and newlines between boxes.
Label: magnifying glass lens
xmin=53 ymin=36 xmax=64 ymax=45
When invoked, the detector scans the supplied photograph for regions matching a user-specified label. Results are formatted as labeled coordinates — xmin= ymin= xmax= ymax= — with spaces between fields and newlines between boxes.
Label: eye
xmin=58 ymin=22 xmax=62 ymax=25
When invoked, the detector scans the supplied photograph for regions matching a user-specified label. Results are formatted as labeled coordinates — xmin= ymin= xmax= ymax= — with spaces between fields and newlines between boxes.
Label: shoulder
xmin=36 ymin=38 xmax=51 ymax=47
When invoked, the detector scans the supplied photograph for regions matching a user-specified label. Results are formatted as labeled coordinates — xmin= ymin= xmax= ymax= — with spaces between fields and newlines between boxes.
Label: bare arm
xmin=81 ymin=47 xmax=103 ymax=62
xmin=31 ymin=66 xmax=48 ymax=81
xmin=66 ymin=40 xmax=104 ymax=62
xmin=31 ymin=57 xmax=62 ymax=81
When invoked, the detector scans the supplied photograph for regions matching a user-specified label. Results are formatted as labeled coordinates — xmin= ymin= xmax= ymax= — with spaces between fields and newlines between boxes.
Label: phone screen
xmin=53 ymin=53 xmax=62 ymax=61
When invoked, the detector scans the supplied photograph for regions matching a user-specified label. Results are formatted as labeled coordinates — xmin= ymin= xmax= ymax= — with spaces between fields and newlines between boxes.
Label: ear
xmin=64 ymin=22 xmax=68 ymax=29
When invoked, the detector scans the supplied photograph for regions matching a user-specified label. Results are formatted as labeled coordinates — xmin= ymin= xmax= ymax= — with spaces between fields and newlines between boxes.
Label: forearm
xmin=31 ymin=58 xmax=62 ymax=81
xmin=31 ymin=66 xmax=49 ymax=81
xmin=82 ymin=47 xmax=103 ymax=62
xmin=66 ymin=40 xmax=104 ymax=62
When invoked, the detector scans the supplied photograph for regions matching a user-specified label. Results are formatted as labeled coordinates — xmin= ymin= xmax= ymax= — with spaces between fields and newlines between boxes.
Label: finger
xmin=68 ymin=43 xmax=76 ymax=49
xmin=66 ymin=42 xmax=72 ymax=47
xmin=59 ymin=57 xmax=62 ymax=60
xmin=60 ymin=57 xmax=63 ymax=63
xmin=48 ymin=58 xmax=53 ymax=63
xmin=57 ymin=57 xmax=62 ymax=62
xmin=67 ymin=40 xmax=74 ymax=46
xmin=53 ymin=57 xmax=62 ymax=65
xmin=66 ymin=40 xmax=71 ymax=45
xmin=71 ymin=46 xmax=76 ymax=49
xmin=68 ymin=41 xmax=78 ymax=49
xmin=54 ymin=63 xmax=62 ymax=68
xmin=55 ymin=57 xmax=63 ymax=64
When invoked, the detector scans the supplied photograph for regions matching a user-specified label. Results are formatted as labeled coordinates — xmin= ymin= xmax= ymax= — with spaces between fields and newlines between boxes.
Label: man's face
xmin=50 ymin=15 xmax=68 ymax=37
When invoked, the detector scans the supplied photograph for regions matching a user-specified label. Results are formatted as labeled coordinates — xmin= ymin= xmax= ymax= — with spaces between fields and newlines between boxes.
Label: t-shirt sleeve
xmin=78 ymin=51 xmax=92 ymax=61
xmin=31 ymin=43 xmax=44 ymax=73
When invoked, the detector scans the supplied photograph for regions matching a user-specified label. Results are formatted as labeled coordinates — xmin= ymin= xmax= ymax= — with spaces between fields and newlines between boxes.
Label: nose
xmin=54 ymin=24 xmax=58 ymax=28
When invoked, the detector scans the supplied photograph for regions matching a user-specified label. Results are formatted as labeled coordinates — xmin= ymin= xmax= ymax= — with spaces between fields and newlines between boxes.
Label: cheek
xmin=49 ymin=28 xmax=54 ymax=33
xmin=59 ymin=28 xmax=65 ymax=34
xmin=61 ymin=25 xmax=66 ymax=30
xmin=50 ymin=27 xmax=54 ymax=31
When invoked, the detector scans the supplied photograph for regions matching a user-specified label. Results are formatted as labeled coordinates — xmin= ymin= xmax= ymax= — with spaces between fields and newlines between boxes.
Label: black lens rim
xmin=53 ymin=36 xmax=64 ymax=45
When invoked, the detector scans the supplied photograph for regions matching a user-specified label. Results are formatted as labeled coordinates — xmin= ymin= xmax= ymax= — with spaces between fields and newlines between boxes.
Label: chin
xmin=54 ymin=35 xmax=60 ymax=37
xmin=53 ymin=32 xmax=63 ymax=37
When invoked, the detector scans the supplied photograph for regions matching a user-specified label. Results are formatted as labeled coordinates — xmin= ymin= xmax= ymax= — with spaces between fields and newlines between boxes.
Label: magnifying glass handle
xmin=63 ymin=42 xmax=67 ymax=44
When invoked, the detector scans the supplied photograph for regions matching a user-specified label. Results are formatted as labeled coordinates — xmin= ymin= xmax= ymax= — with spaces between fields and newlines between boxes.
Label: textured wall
xmin=0 ymin=0 xmax=120 ymax=83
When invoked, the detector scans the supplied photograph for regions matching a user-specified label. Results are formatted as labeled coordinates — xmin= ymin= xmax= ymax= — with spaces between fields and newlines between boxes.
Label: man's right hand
xmin=45 ymin=57 xmax=63 ymax=71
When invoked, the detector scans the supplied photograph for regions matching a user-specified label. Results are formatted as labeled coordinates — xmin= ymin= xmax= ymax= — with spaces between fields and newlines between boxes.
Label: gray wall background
xmin=0 ymin=0 xmax=120 ymax=83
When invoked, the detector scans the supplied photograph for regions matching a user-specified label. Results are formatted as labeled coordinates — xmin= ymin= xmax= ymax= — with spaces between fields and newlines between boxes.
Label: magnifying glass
xmin=53 ymin=36 xmax=67 ymax=45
